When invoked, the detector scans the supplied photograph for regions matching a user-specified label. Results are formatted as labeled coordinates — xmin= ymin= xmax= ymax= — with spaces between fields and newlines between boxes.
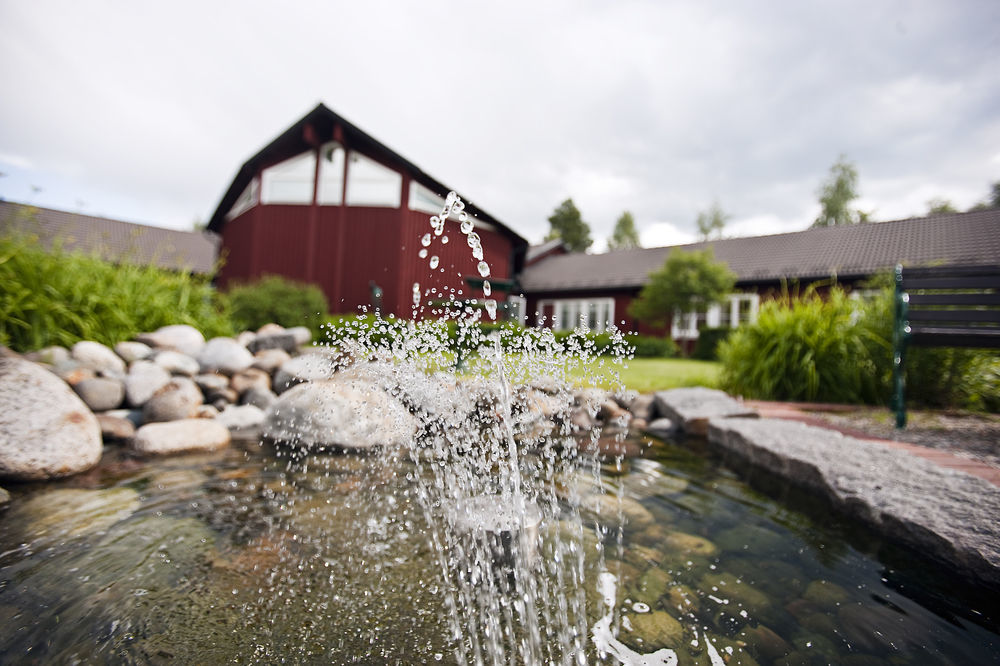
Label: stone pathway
xmin=745 ymin=400 xmax=1000 ymax=488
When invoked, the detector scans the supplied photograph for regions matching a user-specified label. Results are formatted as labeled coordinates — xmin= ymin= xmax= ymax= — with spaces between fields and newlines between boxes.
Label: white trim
xmin=317 ymin=142 xmax=345 ymax=205
xmin=536 ymin=297 xmax=615 ymax=333
xmin=226 ymin=177 xmax=258 ymax=220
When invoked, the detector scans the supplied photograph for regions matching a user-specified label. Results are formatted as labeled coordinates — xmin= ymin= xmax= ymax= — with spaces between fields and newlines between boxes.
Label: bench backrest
xmin=896 ymin=264 xmax=1000 ymax=348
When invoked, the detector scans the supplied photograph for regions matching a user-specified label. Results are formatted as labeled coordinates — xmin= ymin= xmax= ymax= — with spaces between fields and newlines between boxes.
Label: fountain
xmin=1 ymin=193 xmax=998 ymax=664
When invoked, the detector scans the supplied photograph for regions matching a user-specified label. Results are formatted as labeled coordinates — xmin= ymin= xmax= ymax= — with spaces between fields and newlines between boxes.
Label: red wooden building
xmin=208 ymin=104 xmax=528 ymax=319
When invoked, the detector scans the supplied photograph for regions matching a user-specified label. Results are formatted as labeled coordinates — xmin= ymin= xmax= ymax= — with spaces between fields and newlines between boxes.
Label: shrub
xmin=630 ymin=334 xmax=678 ymax=358
xmin=225 ymin=275 xmax=329 ymax=338
xmin=692 ymin=327 xmax=730 ymax=361
xmin=0 ymin=233 xmax=232 ymax=351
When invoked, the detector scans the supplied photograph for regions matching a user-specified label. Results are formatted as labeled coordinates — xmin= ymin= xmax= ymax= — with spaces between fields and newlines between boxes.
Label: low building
xmin=518 ymin=209 xmax=1000 ymax=344
xmin=207 ymin=103 xmax=528 ymax=319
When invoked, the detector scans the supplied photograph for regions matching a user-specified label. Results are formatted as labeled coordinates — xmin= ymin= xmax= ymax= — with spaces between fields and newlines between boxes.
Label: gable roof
xmin=206 ymin=103 xmax=528 ymax=249
xmin=0 ymin=201 xmax=218 ymax=274
xmin=519 ymin=209 xmax=1000 ymax=293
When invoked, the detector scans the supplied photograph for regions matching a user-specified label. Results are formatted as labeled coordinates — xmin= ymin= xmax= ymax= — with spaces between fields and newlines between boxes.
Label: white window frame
xmin=671 ymin=292 xmax=760 ymax=339
xmin=506 ymin=295 xmax=527 ymax=326
xmin=260 ymin=151 xmax=316 ymax=205
xmin=345 ymin=151 xmax=402 ymax=208
xmin=226 ymin=177 xmax=259 ymax=220
xmin=317 ymin=142 xmax=345 ymax=205
xmin=536 ymin=297 xmax=615 ymax=333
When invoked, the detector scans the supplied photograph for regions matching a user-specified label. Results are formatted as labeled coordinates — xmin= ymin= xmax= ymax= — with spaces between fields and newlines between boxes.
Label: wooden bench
xmin=892 ymin=264 xmax=1000 ymax=427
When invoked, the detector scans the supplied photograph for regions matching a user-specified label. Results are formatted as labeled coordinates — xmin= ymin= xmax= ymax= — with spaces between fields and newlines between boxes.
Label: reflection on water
xmin=1 ymin=434 xmax=997 ymax=664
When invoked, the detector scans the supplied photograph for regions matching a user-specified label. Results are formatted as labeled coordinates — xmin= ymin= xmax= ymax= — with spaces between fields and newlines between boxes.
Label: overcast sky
xmin=2 ymin=1 xmax=998 ymax=250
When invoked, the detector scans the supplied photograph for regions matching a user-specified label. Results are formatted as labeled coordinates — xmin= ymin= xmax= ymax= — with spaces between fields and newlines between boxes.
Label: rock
xmin=248 ymin=330 xmax=298 ymax=353
xmin=631 ymin=417 xmax=648 ymax=431
xmin=569 ymin=408 xmax=595 ymax=431
xmin=598 ymin=399 xmax=630 ymax=423
xmin=25 ymin=345 xmax=70 ymax=366
xmin=114 ymin=340 xmax=152 ymax=363
xmin=251 ymin=348 xmax=291 ymax=374
xmin=580 ymin=492 xmax=655 ymax=531
xmin=4 ymin=487 xmax=140 ymax=541
xmin=645 ymin=417 xmax=677 ymax=439
xmin=205 ymin=386 xmax=238 ymax=405
xmin=194 ymin=372 xmax=230 ymax=394
xmin=629 ymin=393 xmax=656 ymax=421
xmin=197 ymin=337 xmax=254 ymax=375
xmin=230 ymin=367 xmax=271 ymax=395
xmin=236 ymin=330 xmax=257 ymax=347
xmin=195 ymin=404 xmax=220 ymax=418
xmin=241 ymin=386 xmax=277 ymax=410
xmin=53 ymin=360 xmax=96 ymax=385
xmin=132 ymin=418 xmax=231 ymax=455
xmin=96 ymin=413 xmax=136 ymax=443
xmin=0 ymin=356 xmax=102 ymax=481
xmin=632 ymin=567 xmax=673 ymax=605
xmin=136 ymin=324 xmax=205 ymax=356
xmin=153 ymin=350 xmax=200 ymax=376
xmin=716 ymin=525 xmax=787 ymax=558
xmin=263 ymin=370 xmax=419 ymax=450
xmin=739 ymin=624 xmax=792 ymax=661
xmin=654 ymin=387 xmax=757 ymax=435
xmin=71 ymin=340 xmax=126 ymax=376
xmin=256 ymin=322 xmax=285 ymax=336
xmin=708 ymin=417 xmax=1000 ymax=588
xmin=141 ymin=377 xmax=203 ymax=423
xmin=662 ymin=530 xmax=718 ymax=558
xmin=699 ymin=571 xmax=772 ymax=613
xmin=625 ymin=610 xmax=684 ymax=650
xmin=216 ymin=404 xmax=266 ymax=436
xmin=802 ymin=579 xmax=851 ymax=608
xmin=104 ymin=408 xmax=143 ymax=427
xmin=272 ymin=353 xmax=338 ymax=394
xmin=288 ymin=326 xmax=312 ymax=346
xmin=0 ymin=487 xmax=9 ymax=504
xmin=72 ymin=377 xmax=125 ymax=411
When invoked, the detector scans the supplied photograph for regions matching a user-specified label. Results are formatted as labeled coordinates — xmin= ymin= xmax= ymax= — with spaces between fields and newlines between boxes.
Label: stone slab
xmin=653 ymin=387 xmax=757 ymax=435
xmin=707 ymin=417 xmax=1000 ymax=588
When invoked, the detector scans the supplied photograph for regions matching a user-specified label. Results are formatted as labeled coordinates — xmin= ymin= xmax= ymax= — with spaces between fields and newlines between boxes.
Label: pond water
xmin=2 ymin=432 xmax=997 ymax=664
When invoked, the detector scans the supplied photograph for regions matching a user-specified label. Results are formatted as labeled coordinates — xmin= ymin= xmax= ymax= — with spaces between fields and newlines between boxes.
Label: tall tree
xmin=696 ymin=202 xmax=729 ymax=241
xmin=812 ymin=156 xmax=863 ymax=227
xmin=926 ymin=198 xmax=958 ymax=216
xmin=627 ymin=248 xmax=736 ymax=330
xmin=607 ymin=211 xmax=641 ymax=250
xmin=545 ymin=198 xmax=592 ymax=252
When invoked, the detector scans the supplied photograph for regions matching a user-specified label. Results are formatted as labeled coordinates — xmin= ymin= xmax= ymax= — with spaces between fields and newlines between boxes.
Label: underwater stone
xmin=699 ymin=571 xmax=772 ymax=613
xmin=624 ymin=610 xmax=684 ymax=651
xmin=802 ymin=579 xmax=851 ymax=608
xmin=715 ymin=524 xmax=787 ymax=558
xmin=661 ymin=530 xmax=718 ymax=558
xmin=6 ymin=487 xmax=140 ymax=541
xmin=580 ymin=492 xmax=655 ymax=531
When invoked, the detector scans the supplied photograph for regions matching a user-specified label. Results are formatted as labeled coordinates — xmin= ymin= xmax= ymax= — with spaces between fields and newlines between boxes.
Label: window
xmin=346 ymin=152 xmax=402 ymax=207
xmin=226 ymin=177 xmax=259 ymax=220
xmin=671 ymin=293 xmax=759 ymax=339
xmin=261 ymin=151 xmax=316 ymax=204
xmin=317 ymin=142 xmax=345 ymax=205
xmin=507 ymin=295 xmax=526 ymax=326
xmin=409 ymin=181 xmax=446 ymax=215
xmin=537 ymin=298 xmax=615 ymax=333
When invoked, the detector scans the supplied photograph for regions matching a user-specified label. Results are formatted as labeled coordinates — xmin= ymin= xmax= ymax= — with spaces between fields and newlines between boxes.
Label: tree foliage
xmin=696 ymin=202 xmax=729 ymax=241
xmin=967 ymin=181 xmax=1000 ymax=212
xmin=813 ymin=155 xmax=864 ymax=227
xmin=607 ymin=210 xmax=641 ymax=250
xmin=545 ymin=198 xmax=592 ymax=252
xmin=628 ymin=248 xmax=736 ymax=327
xmin=926 ymin=198 xmax=958 ymax=215
xmin=226 ymin=275 xmax=329 ymax=338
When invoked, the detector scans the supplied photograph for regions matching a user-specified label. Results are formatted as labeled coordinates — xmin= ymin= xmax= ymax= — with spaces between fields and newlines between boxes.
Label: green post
xmin=891 ymin=264 xmax=909 ymax=428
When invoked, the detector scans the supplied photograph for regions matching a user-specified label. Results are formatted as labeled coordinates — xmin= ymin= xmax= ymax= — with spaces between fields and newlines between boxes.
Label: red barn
xmin=208 ymin=104 xmax=528 ymax=320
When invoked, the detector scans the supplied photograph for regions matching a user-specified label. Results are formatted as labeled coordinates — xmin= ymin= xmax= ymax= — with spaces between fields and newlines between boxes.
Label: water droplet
xmin=485 ymin=299 xmax=497 ymax=320
xmin=478 ymin=261 xmax=490 ymax=277
xmin=482 ymin=280 xmax=491 ymax=296
xmin=472 ymin=246 xmax=484 ymax=261
xmin=460 ymin=219 xmax=474 ymax=234
xmin=412 ymin=283 xmax=421 ymax=308
xmin=430 ymin=256 xmax=439 ymax=269
xmin=418 ymin=249 xmax=428 ymax=259
xmin=433 ymin=225 xmax=444 ymax=236
xmin=441 ymin=235 xmax=448 ymax=244
xmin=421 ymin=233 xmax=432 ymax=247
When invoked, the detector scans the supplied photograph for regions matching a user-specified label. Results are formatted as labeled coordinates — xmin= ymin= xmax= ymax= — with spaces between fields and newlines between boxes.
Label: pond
xmin=2 ymin=431 xmax=997 ymax=664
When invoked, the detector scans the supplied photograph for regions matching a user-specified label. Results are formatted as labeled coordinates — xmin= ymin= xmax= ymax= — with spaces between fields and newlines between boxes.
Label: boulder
xmin=272 ymin=353 xmax=338 ymax=393
xmin=124 ymin=360 xmax=172 ymax=407
xmin=141 ymin=377 xmax=203 ymax=423
xmin=251 ymin=348 xmax=291 ymax=374
xmin=0 ymin=356 xmax=102 ymax=480
xmin=153 ymin=350 xmax=200 ymax=376
xmin=197 ymin=337 xmax=254 ymax=375
xmin=72 ymin=377 xmax=125 ymax=411
xmin=132 ymin=419 xmax=231 ymax=455
xmin=114 ymin=341 xmax=152 ymax=363
xmin=136 ymin=324 xmax=205 ymax=356
xmin=230 ymin=367 xmax=271 ymax=395
xmin=71 ymin=340 xmax=126 ymax=376
xmin=263 ymin=371 xmax=418 ymax=450
xmin=216 ymin=404 xmax=266 ymax=438
xmin=247 ymin=331 xmax=298 ymax=354
xmin=629 ymin=394 xmax=656 ymax=421
xmin=654 ymin=387 xmax=757 ymax=435
xmin=96 ymin=413 xmax=136 ymax=443
xmin=241 ymin=386 xmax=277 ymax=410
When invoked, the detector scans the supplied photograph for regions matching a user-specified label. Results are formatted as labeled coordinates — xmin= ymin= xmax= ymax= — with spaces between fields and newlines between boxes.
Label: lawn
xmin=571 ymin=357 xmax=722 ymax=394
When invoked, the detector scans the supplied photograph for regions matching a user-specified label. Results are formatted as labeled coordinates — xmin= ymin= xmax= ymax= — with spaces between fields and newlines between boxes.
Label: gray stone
xmin=141 ymin=377 xmax=203 ymax=423
xmin=0 ymin=486 xmax=8 ymax=504
xmin=598 ymin=399 xmax=629 ymax=424
xmin=53 ymin=360 xmax=96 ymax=385
xmin=256 ymin=322 xmax=285 ymax=335
xmin=629 ymin=393 xmax=656 ymax=421
xmin=72 ymin=376 xmax=124 ymax=411
xmin=4 ymin=487 xmax=140 ymax=541
xmin=645 ymin=417 xmax=677 ymax=439
xmin=654 ymin=387 xmax=757 ymax=435
xmin=114 ymin=340 xmax=152 ymax=363
xmin=708 ymin=417 xmax=1000 ymax=587
xmin=197 ymin=337 xmax=254 ymax=375
xmin=236 ymin=330 xmax=257 ymax=347
xmin=25 ymin=345 xmax=70 ymax=366
xmin=153 ymin=350 xmax=200 ymax=376
xmin=230 ymin=367 xmax=271 ymax=395
xmin=104 ymin=408 xmax=143 ymax=427
xmin=96 ymin=413 xmax=136 ymax=443
xmin=136 ymin=324 xmax=205 ymax=356
xmin=241 ymin=385 xmax=277 ymax=410
xmin=125 ymin=360 xmax=172 ymax=407
xmin=273 ymin=353 xmax=338 ymax=394
xmin=248 ymin=331 xmax=298 ymax=354
xmin=132 ymin=418 xmax=231 ymax=455
xmin=287 ymin=326 xmax=312 ymax=346
xmin=205 ymin=386 xmax=238 ymax=405
xmin=194 ymin=372 xmax=230 ymax=393
xmin=194 ymin=404 xmax=220 ymax=419
xmin=216 ymin=404 xmax=266 ymax=436
xmin=71 ymin=340 xmax=126 ymax=376
xmin=251 ymin=348 xmax=291 ymax=374
xmin=0 ymin=356 xmax=102 ymax=481
xmin=263 ymin=371 xmax=419 ymax=450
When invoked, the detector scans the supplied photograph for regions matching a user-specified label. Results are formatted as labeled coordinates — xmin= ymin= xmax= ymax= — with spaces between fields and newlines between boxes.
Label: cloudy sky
xmin=2 ymin=1 xmax=998 ymax=250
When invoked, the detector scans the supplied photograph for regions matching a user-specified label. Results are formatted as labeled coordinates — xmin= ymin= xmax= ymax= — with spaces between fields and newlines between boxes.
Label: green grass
xmin=571 ymin=357 xmax=722 ymax=393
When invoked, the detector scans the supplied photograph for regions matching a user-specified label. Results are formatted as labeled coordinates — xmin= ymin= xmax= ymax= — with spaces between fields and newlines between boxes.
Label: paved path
xmin=745 ymin=400 xmax=1000 ymax=488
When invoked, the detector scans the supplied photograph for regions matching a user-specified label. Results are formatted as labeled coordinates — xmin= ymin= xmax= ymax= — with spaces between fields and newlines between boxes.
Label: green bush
xmin=692 ymin=327 xmax=731 ymax=361
xmin=630 ymin=334 xmax=678 ymax=358
xmin=225 ymin=275 xmax=329 ymax=338
xmin=0 ymin=233 xmax=232 ymax=351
